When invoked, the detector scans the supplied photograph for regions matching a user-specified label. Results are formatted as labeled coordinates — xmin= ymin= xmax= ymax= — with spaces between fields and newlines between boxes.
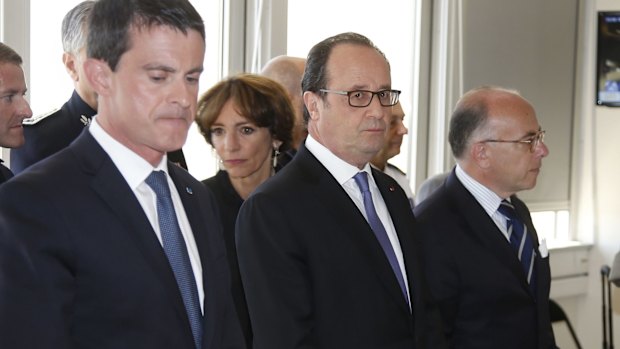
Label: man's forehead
xmin=490 ymin=96 xmax=535 ymax=120
xmin=0 ymin=63 xmax=25 ymax=87
xmin=122 ymin=25 xmax=205 ymax=65
xmin=326 ymin=44 xmax=390 ymax=86
xmin=392 ymin=103 xmax=405 ymax=117
xmin=328 ymin=44 xmax=385 ymax=66
xmin=487 ymin=106 xmax=540 ymax=137
xmin=0 ymin=62 xmax=22 ymax=73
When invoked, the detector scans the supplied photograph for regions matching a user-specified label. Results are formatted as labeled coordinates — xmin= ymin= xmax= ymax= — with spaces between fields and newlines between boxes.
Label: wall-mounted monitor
xmin=597 ymin=11 xmax=620 ymax=106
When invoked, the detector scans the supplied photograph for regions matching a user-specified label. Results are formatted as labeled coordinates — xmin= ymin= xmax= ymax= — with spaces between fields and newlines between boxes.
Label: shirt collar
xmin=455 ymin=164 xmax=505 ymax=216
xmin=305 ymin=134 xmax=372 ymax=185
xmin=89 ymin=115 xmax=168 ymax=190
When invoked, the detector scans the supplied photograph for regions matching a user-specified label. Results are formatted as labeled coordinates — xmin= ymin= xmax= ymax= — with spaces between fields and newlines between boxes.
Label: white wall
xmin=561 ymin=0 xmax=620 ymax=347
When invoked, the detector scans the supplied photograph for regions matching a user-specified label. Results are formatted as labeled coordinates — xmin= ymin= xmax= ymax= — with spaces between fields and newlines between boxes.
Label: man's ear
xmin=63 ymin=53 xmax=79 ymax=82
xmin=471 ymin=142 xmax=491 ymax=169
xmin=303 ymin=91 xmax=320 ymax=121
xmin=83 ymin=58 xmax=111 ymax=97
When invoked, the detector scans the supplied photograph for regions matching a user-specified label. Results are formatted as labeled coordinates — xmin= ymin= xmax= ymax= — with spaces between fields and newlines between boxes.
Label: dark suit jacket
xmin=236 ymin=144 xmax=446 ymax=349
xmin=0 ymin=130 xmax=245 ymax=349
xmin=413 ymin=169 xmax=557 ymax=349
xmin=11 ymin=90 xmax=96 ymax=174
xmin=0 ymin=161 xmax=13 ymax=184
xmin=11 ymin=90 xmax=187 ymax=174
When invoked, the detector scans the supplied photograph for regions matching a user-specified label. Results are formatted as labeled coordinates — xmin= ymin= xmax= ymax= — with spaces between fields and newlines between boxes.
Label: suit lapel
xmin=170 ymin=165 xmax=239 ymax=349
xmin=167 ymin=166 xmax=218 ymax=349
xmin=0 ymin=162 xmax=13 ymax=184
xmin=373 ymin=168 xmax=417 ymax=313
xmin=168 ymin=166 xmax=208 ymax=265
xmin=445 ymin=172 xmax=531 ymax=292
xmin=296 ymin=148 xmax=411 ymax=313
xmin=71 ymin=131 xmax=193 ymax=331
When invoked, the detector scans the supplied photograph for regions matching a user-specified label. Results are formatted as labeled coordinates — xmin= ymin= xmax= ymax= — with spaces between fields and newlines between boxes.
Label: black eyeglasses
xmin=319 ymin=89 xmax=401 ymax=108
xmin=481 ymin=130 xmax=546 ymax=152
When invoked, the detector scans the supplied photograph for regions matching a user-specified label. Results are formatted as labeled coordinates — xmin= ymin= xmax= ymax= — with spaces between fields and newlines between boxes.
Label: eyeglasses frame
xmin=319 ymin=88 xmax=401 ymax=108
xmin=481 ymin=129 xmax=546 ymax=152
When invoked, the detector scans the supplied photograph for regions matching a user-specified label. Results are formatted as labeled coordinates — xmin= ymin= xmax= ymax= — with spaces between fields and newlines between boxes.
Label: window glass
xmin=30 ymin=0 xmax=76 ymax=115
xmin=531 ymin=210 xmax=571 ymax=242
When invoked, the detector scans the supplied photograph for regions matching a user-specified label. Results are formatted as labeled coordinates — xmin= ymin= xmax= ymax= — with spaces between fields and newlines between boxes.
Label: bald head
xmin=261 ymin=55 xmax=307 ymax=148
xmin=449 ymin=86 xmax=524 ymax=160
xmin=261 ymin=56 xmax=305 ymax=96
xmin=449 ymin=86 xmax=548 ymax=198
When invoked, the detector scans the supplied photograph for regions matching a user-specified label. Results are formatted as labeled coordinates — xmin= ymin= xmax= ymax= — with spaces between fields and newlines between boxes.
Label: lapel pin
xmin=186 ymin=187 xmax=193 ymax=195
xmin=389 ymin=186 xmax=396 ymax=192
xmin=80 ymin=115 xmax=91 ymax=126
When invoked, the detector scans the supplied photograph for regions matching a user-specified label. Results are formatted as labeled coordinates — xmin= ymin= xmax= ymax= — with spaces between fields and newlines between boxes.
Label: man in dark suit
xmin=370 ymin=101 xmax=415 ymax=208
xmin=0 ymin=42 xmax=32 ymax=184
xmin=413 ymin=86 xmax=557 ymax=349
xmin=10 ymin=1 xmax=97 ymax=175
xmin=0 ymin=1 xmax=244 ymax=348
xmin=236 ymin=32 xmax=446 ymax=349
xmin=10 ymin=0 xmax=187 ymax=174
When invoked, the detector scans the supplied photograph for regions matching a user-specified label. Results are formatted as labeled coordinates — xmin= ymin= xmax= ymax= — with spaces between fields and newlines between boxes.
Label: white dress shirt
xmin=455 ymin=164 xmax=511 ymax=241
xmin=89 ymin=117 xmax=204 ymax=312
xmin=305 ymin=135 xmax=410 ymax=300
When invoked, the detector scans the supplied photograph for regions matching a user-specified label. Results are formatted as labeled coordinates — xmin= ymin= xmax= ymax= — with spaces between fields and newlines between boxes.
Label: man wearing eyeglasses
xmin=414 ymin=86 xmax=557 ymax=349
xmin=235 ymin=32 xmax=446 ymax=349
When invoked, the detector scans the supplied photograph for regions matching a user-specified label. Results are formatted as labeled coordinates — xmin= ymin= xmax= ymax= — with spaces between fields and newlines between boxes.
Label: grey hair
xmin=61 ymin=0 xmax=97 ymax=54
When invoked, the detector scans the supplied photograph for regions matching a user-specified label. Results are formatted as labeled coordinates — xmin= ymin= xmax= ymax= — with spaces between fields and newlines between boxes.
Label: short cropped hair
xmin=196 ymin=74 xmax=295 ymax=152
xmin=88 ymin=0 xmax=204 ymax=71
xmin=61 ymin=0 xmax=96 ymax=54
xmin=0 ymin=43 xmax=23 ymax=66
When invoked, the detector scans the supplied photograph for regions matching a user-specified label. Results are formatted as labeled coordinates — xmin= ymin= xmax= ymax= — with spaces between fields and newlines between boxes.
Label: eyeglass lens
xmin=531 ymin=131 xmax=545 ymax=151
xmin=349 ymin=91 xmax=398 ymax=107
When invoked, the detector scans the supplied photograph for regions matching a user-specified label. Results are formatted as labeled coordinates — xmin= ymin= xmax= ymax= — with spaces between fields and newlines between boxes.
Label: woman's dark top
xmin=202 ymin=170 xmax=251 ymax=348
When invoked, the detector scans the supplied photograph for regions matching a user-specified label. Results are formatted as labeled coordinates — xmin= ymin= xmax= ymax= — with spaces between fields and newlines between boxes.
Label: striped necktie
xmin=497 ymin=199 xmax=536 ymax=287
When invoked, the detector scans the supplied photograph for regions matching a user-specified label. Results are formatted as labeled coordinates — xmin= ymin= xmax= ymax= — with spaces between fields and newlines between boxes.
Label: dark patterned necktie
xmin=145 ymin=171 xmax=203 ymax=349
xmin=497 ymin=199 xmax=536 ymax=287
xmin=354 ymin=172 xmax=409 ymax=305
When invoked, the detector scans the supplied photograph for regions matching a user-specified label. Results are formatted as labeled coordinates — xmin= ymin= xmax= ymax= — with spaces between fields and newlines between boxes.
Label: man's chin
xmin=0 ymin=135 xmax=25 ymax=149
xmin=160 ymin=135 xmax=188 ymax=153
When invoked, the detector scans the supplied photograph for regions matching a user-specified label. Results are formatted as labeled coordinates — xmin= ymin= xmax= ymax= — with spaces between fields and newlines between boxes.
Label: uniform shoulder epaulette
xmin=22 ymin=108 xmax=60 ymax=126
xmin=386 ymin=163 xmax=406 ymax=176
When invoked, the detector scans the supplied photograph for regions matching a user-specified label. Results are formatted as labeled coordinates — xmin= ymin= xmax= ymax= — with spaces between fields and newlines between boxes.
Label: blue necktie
xmin=145 ymin=171 xmax=203 ymax=349
xmin=497 ymin=199 xmax=536 ymax=287
xmin=353 ymin=172 xmax=409 ymax=304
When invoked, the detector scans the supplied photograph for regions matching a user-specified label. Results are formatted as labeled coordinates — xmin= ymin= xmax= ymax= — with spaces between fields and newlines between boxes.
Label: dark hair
xmin=61 ymin=0 xmax=96 ymax=54
xmin=301 ymin=32 xmax=389 ymax=123
xmin=0 ymin=43 xmax=23 ymax=66
xmin=88 ymin=0 xmax=204 ymax=71
xmin=448 ymin=100 xmax=488 ymax=159
xmin=196 ymin=74 xmax=295 ymax=152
